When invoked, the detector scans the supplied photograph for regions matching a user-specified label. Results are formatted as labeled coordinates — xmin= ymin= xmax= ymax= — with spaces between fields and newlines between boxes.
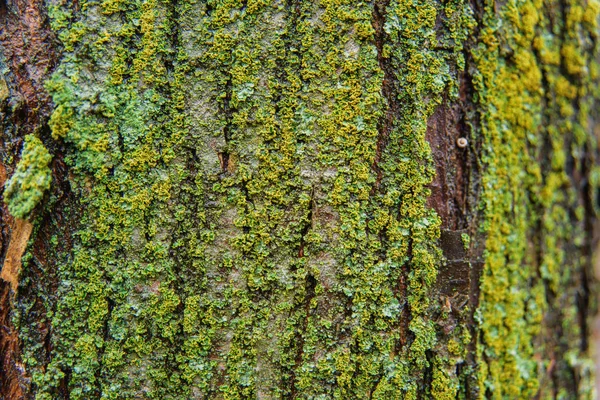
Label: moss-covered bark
xmin=0 ymin=0 xmax=599 ymax=398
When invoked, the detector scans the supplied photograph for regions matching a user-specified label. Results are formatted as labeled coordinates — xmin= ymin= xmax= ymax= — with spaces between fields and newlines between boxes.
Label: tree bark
xmin=0 ymin=0 xmax=599 ymax=398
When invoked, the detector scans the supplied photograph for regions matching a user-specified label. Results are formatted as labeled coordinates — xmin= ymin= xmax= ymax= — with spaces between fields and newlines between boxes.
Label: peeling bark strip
xmin=0 ymin=218 xmax=32 ymax=291
xmin=0 ymin=0 xmax=599 ymax=398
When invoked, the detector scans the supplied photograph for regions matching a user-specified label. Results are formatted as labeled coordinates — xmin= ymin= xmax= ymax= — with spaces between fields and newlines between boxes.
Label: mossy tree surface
xmin=0 ymin=0 xmax=599 ymax=398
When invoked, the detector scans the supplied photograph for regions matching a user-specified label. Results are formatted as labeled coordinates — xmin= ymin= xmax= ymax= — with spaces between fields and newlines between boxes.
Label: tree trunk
xmin=0 ymin=0 xmax=599 ymax=398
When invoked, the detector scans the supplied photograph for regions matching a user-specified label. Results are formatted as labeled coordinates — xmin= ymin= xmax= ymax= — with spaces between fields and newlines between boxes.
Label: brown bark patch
xmin=0 ymin=0 xmax=58 ymax=133
xmin=0 ymin=206 xmax=32 ymax=399
xmin=0 ymin=2 xmax=59 ymax=398
xmin=0 ymin=280 xmax=27 ymax=400
xmin=425 ymin=65 xmax=485 ymax=397
xmin=425 ymin=86 xmax=470 ymax=231
xmin=0 ymin=164 xmax=7 ymax=187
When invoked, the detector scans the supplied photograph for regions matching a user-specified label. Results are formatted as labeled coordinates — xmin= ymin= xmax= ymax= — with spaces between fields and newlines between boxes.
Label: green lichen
xmin=0 ymin=73 xmax=8 ymax=103
xmin=10 ymin=0 xmax=597 ymax=398
xmin=4 ymin=135 xmax=52 ymax=220
xmin=460 ymin=233 xmax=470 ymax=251
xmin=31 ymin=0 xmax=471 ymax=396
xmin=473 ymin=0 xmax=599 ymax=395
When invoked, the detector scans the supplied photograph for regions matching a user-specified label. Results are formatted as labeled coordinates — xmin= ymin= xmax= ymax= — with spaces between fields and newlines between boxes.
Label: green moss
xmin=4 ymin=135 xmax=52 ymax=220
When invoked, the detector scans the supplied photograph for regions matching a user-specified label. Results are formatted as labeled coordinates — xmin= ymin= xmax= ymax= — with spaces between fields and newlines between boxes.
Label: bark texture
xmin=0 ymin=0 xmax=599 ymax=398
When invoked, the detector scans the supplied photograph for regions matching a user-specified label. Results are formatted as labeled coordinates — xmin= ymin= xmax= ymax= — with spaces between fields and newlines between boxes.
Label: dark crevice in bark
xmin=297 ymin=186 xmax=314 ymax=258
xmin=421 ymin=350 xmax=435 ymax=400
xmin=13 ymin=147 xmax=79 ymax=400
xmin=371 ymin=0 xmax=414 ymax=360
xmin=95 ymin=297 xmax=114 ymax=397
xmin=368 ymin=371 xmax=383 ymax=399
xmin=577 ymin=141 xmax=594 ymax=355
xmin=371 ymin=0 xmax=398 ymax=194
xmin=289 ymin=272 xmax=317 ymax=398
xmin=219 ymin=77 xmax=233 ymax=174
xmin=57 ymin=365 xmax=71 ymax=400
xmin=455 ymin=361 xmax=474 ymax=400
xmin=159 ymin=0 xmax=188 ymax=388
xmin=275 ymin=1 xmax=317 ymax=394
xmin=398 ymin=237 xmax=411 ymax=351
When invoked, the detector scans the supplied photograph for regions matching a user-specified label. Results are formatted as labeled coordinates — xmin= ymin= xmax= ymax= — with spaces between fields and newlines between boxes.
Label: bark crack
xmin=370 ymin=0 xmax=398 ymax=194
